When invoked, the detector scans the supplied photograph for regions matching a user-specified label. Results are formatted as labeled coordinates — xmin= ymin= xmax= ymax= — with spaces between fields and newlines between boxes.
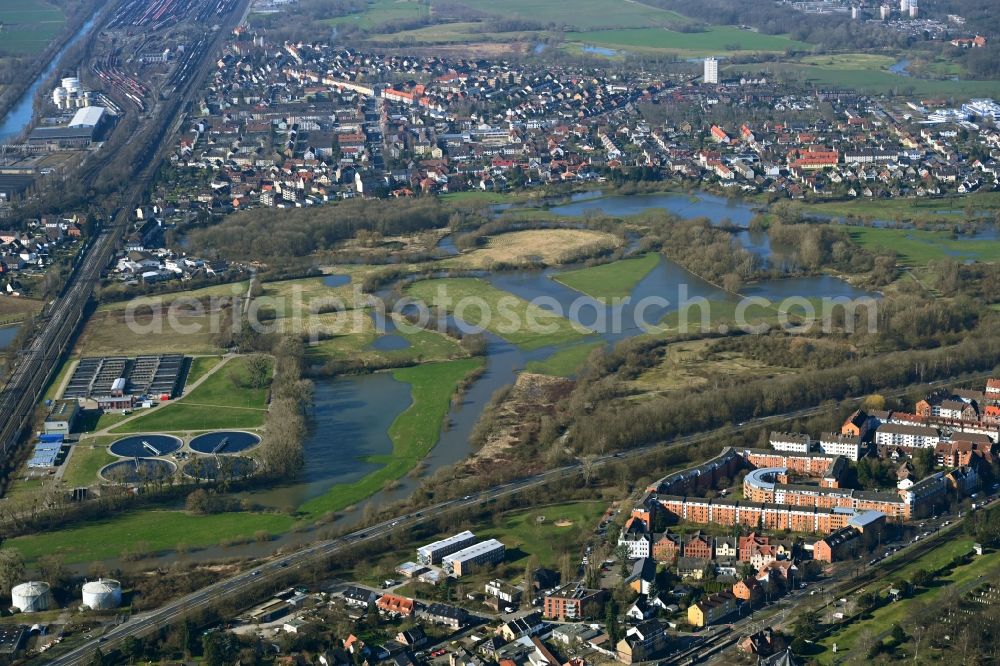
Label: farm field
xmin=406 ymin=278 xmax=590 ymax=350
xmin=524 ymin=341 xmax=604 ymax=377
xmin=109 ymin=356 xmax=271 ymax=433
xmin=320 ymin=0 xmax=426 ymax=30
xmin=0 ymin=0 xmax=66 ymax=55
xmin=569 ymin=27 xmax=810 ymax=56
xmin=4 ymin=510 xmax=296 ymax=564
xmin=74 ymin=305 xmax=224 ymax=356
xmin=847 ymin=226 xmax=1000 ymax=265
xmin=446 ymin=0 xmax=689 ymax=30
xmin=554 ymin=253 xmax=660 ymax=300
xmin=367 ymin=22 xmax=537 ymax=46
xmin=449 ymin=229 xmax=620 ymax=269
xmin=298 ymin=358 xmax=484 ymax=518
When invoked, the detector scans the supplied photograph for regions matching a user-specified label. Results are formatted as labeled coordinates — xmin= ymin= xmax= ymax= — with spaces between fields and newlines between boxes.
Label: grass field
xmin=0 ymin=0 xmax=66 ymax=55
xmin=524 ymin=341 xmax=604 ymax=377
xmin=553 ymin=253 xmax=660 ymax=300
xmin=450 ymin=229 xmax=620 ymax=269
xmin=659 ymin=298 xmax=792 ymax=334
xmin=628 ymin=338 xmax=792 ymax=394
xmin=367 ymin=21 xmax=537 ymax=46
xmin=109 ymin=356 xmax=270 ymax=433
xmin=569 ymin=27 xmax=810 ymax=56
xmin=61 ymin=442 xmax=117 ymax=487
xmin=4 ymin=510 xmax=296 ymax=564
xmin=320 ymin=0 xmax=427 ymax=30
xmin=75 ymin=306 xmax=223 ymax=356
xmin=477 ymin=500 xmax=608 ymax=569
xmin=298 ymin=358 xmax=484 ymax=518
xmin=0 ymin=295 xmax=42 ymax=326
xmin=186 ymin=355 xmax=222 ymax=385
xmin=448 ymin=0 xmax=689 ymax=30
xmin=406 ymin=278 xmax=590 ymax=350
xmin=800 ymin=191 xmax=1000 ymax=220
xmin=743 ymin=59 xmax=1000 ymax=98
xmin=847 ymin=226 xmax=1000 ymax=265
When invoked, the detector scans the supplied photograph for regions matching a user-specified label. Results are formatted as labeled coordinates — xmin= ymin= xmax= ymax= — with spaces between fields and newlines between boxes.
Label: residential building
xmin=818 ymin=433 xmax=863 ymax=460
xmin=543 ymin=583 xmax=606 ymax=620
xmin=616 ymin=620 xmax=667 ymax=663
xmin=417 ymin=530 xmax=477 ymax=565
xmin=704 ymin=58 xmax=719 ymax=85
xmin=442 ymin=539 xmax=505 ymax=577
xmin=376 ymin=594 xmax=414 ymax=617
xmin=688 ymin=592 xmax=738 ymax=627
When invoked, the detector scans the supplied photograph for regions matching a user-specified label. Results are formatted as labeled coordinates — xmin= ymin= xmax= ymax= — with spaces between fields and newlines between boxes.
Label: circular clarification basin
xmin=183 ymin=456 xmax=256 ymax=481
xmin=109 ymin=434 xmax=182 ymax=458
xmin=188 ymin=431 xmax=261 ymax=455
xmin=100 ymin=458 xmax=176 ymax=484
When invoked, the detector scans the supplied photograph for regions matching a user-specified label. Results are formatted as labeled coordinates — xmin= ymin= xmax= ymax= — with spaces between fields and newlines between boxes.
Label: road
xmin=45 ymin=370 xmax=996 ymax=665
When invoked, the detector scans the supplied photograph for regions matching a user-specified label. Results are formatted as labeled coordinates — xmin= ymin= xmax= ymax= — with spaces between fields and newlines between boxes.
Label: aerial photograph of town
xmin=1 ymin=0 xmax=1000 ymax=663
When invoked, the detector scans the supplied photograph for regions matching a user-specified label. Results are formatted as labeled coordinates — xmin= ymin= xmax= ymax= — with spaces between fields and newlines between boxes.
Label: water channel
xmin=0 ymin=12 xmax=101 ymax=143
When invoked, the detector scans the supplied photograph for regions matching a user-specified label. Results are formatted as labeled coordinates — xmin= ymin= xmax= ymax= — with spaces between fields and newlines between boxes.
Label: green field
xmin=0 ymin=0 xmax=66 ymax=55
xmin=320 ymin=0 xmax=427 ymax=30
xmin=302 ymin=310 xmax=466 ymax=365
xmin=4 ymin=510 xmax=295 ymax=564
xmin=847 ymin=226 xmax=1000 ymax=265
xmin=186 ymin=355 xmax=222 ymax=385
xmin=800 ymin=191 xmax=1000 ymax=220
xmin=448 ymin=0 xmax=689 ymax=30
xmin=298 ymin=358 xmax=484 ymax=518
xmin=406 ymin=278 xmax=590 ymax=350
xmin=477 ymin=500 xmax=608 ymax=569
xmin=109 ymin=356 xmax=271 ymax=433
xmin=745 ymin=58 xmax=1000 ymax=98
xmin=524 ymin=341 xmax=604 ymax=377
xmin=554 ymin=253 xmax=660 ymax=300
xmin=570 ymin=27 xmax=810 ymax=56
xmin=61 ymin=443 xmax=117 ymax=487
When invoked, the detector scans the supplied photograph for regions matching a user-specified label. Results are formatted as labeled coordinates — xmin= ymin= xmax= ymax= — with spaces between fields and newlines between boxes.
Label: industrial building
xmin=27 ymin=106 xmax=111 ymax=149
xmin=27 ymin=435 xmax=65 ymax=468
xmin=82 ymin=578 xmax=122 ymax=610
xmin=416 ymin=530 xmax=477 ymax=565
xmin=442 ymin=539 xmax=505 ymax=577
xmin=43 ymin=399 xmax=80 ymax=435
xmin=63 ymin=354 xmax=186 ymax=402
xmin=11 ymin=582 xmax=50 ymax=613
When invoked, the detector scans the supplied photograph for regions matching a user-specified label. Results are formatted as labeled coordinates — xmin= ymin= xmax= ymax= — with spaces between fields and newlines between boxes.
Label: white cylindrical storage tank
xmin=82 ymin=578 xmax=122 ymax=610
xmin=61 ymin=77 xmax=81 ymax=93
xmin=11 ymin=581 xmax=50 ymax=613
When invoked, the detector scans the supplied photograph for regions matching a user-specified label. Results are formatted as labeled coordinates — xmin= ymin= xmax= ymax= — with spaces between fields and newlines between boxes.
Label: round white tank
xmin=11 ymin=581 xmax=50 ymax=613
xmin=61 ymin=77 xmax=81 ymax=93
xmin=52 ymin=87 xmax=67 ymax=107
xmin=82 ymin=578 xmax=122 ymax=610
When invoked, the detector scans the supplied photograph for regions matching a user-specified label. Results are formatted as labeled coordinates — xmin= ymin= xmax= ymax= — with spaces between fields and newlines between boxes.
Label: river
xmin=0 ymin=12 xmax=101 ymax=143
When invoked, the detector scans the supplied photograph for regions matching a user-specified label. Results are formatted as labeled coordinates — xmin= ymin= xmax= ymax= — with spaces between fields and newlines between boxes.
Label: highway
xmin=44 ymin=370 xmax=995 ymax=665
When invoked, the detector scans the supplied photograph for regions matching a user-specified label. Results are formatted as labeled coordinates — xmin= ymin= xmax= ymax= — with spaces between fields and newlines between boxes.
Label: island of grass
xmin=846 ymin=226 xmax=1000 ymax=266
xmin=524 ymin=341 xmax=604 ymax=377
xmin=298 ymin=357 xmax=484 ymax=519
xmin=109 ymin=355 xmax=271 ymax=433
xmin=553 ymin=253 xmax=660 ymax=300
xmin=302 ymin=310 xmax=467 ymax=365
xmin=406 ymin=278 xmax=590 ymax=350
xmin=446 ymin=229 xmax=620 ymax=270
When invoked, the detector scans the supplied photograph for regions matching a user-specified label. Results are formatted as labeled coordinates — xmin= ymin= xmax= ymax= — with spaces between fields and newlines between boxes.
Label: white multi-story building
xmin=443 ymin=539 xmax=505 ymax=577
xmin=769 ymin=432 xmax=813 ymax=453
xmin=417 ymin=530 xmax=477 ymax=565
xmin=704 ymin=58 xmax=719 ymax=85
xmin=818 ymin=433 xmax=863 ymax=461
xmin=874 ymin=424 xmax=941 ymax=449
